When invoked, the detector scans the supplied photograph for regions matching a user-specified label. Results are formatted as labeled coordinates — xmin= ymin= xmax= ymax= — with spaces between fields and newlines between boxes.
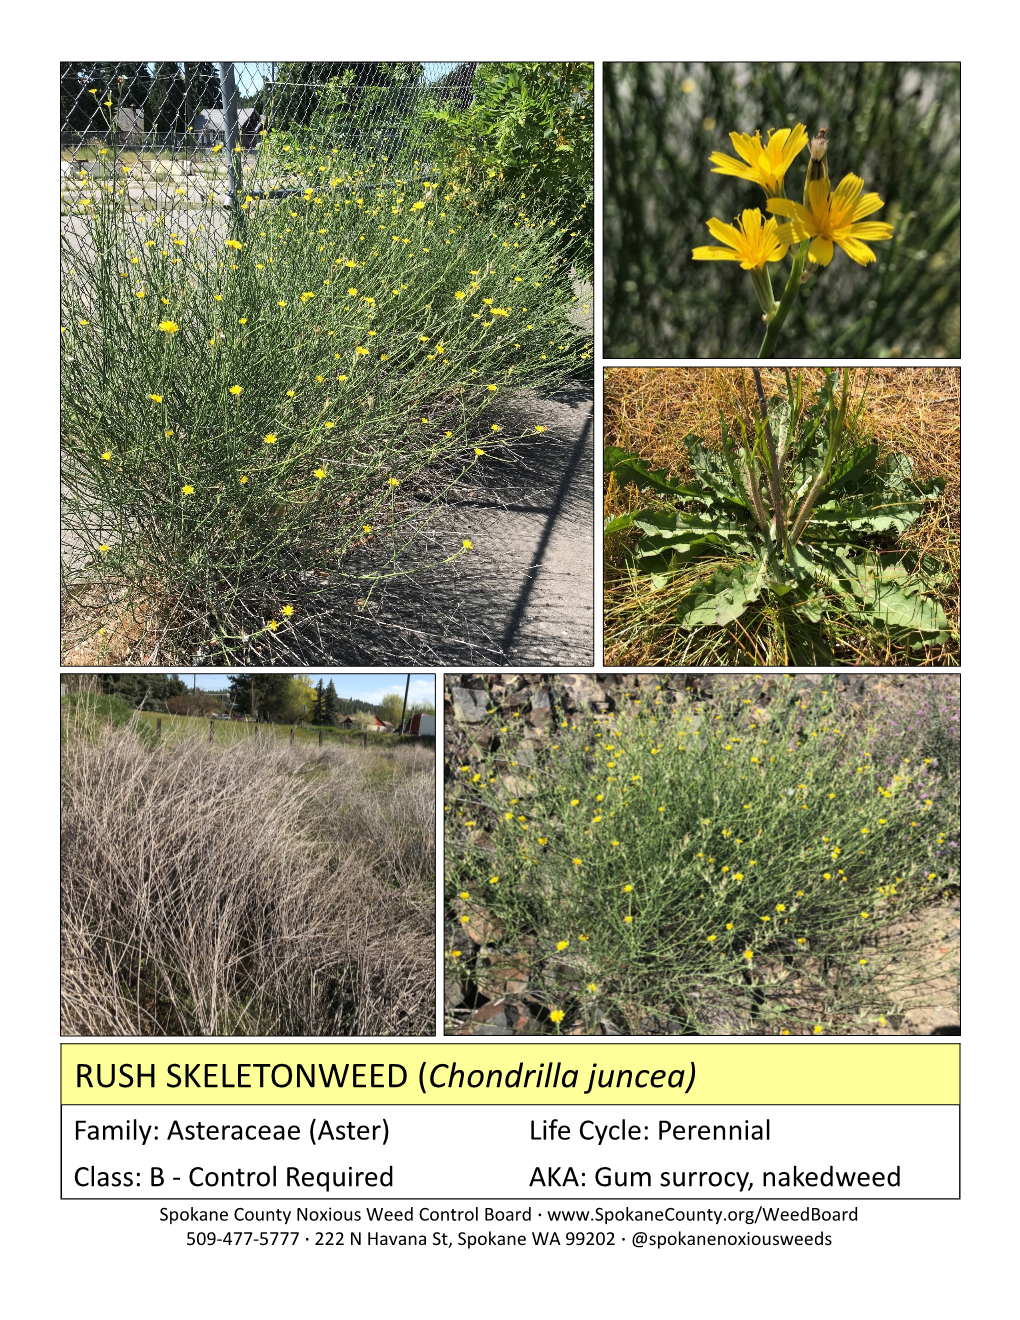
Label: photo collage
xmin=60 ymin=59 xmax=960 ymax=1045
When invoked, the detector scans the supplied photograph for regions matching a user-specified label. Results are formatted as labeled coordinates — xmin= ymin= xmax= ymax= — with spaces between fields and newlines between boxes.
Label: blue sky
xmin=173 ymin=674 xmax=435 ymax=706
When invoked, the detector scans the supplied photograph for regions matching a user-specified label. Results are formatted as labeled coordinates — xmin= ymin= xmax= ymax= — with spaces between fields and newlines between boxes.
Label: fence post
xmin=209 ymin=719 xmax=215 ymax=742
xmin=290 ymin=727 xmax=295 ymax=744
xmin=319 ymin=730 xmax=323 ymax=748
xmin=156 ymin=717 xmax=162 ymax=737
xmin=218 ymin=62 xmax=243 ymax=225
xmin=363 ymin=732 xmax=368 ymax=749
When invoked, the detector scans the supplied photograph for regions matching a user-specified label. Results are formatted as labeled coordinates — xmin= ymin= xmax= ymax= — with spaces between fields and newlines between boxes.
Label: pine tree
xmin=322 ymin=680 xmax=341 ymax=727
xmin=311 ymin=679 xmax=326 ymax=726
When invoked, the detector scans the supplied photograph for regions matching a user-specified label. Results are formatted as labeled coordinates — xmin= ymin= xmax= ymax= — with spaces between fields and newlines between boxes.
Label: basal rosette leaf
xmin=674 ymin=560 xmax=768 ymax=628
xmin=811 ymin=549 xmax=950 ymax=637
xmin=604 ymin=446 xmax=702 ymax=499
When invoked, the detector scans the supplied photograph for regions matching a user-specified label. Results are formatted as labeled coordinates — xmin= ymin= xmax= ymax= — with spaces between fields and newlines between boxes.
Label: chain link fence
xmin=61 ymin=62 xmax=475 ymax=224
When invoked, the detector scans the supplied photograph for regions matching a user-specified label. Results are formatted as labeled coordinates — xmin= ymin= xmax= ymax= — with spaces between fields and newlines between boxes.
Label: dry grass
xmin=603 ymin=367 xmax=960 ymax=666
xmin=61 ymin=710 xmax=435 ymax=1036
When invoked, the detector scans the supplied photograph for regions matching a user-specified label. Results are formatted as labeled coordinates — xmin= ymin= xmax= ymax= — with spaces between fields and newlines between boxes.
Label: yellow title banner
xmin=61 ymin=1043 xmax=958 ymax=1106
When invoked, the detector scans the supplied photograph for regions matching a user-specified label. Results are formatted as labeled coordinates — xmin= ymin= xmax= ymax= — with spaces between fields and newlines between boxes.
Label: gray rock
xmin=450 ymin=687 xmax=489 ymax=723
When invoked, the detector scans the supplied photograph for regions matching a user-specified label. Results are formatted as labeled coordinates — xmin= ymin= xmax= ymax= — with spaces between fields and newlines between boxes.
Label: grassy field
xmin=131 ymin=709 xmax=429 ymax=749
xmin=603 ymin=367 xmax=960 ymax=667
xmin=445 ymin=674 xmax=959 ymax=1035
xmin=61 ymin=699 xmax=435 ymax=1036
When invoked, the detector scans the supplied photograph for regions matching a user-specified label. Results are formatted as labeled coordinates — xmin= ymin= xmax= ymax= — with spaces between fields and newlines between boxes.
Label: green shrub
xmin=429 ymin=63 xmax=594 ymax=281
xmin=61 ymin=692 xmax=159 ymax=746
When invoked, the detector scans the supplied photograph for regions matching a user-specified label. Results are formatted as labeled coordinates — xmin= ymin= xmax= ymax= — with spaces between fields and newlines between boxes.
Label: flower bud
xmin=805 ymin=128 xmax=828 ymax=203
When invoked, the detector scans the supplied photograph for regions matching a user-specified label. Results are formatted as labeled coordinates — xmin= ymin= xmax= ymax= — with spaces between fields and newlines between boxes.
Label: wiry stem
xmin=789 ymin=368 xmax=850 ymax=544
xmin=751 ymin=367 xmax=786 ymax=553
xmin=758 ymin=240 xmax=809 ymax=358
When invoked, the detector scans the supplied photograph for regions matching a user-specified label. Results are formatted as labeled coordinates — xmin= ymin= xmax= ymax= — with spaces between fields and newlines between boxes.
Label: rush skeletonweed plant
xmin=605 ymin=369 xmax=950 ymax=665
xmin=61 ymin=158 xmax=591 ymax=664
xmin=692 ymin=126 xmax=893 ymax=357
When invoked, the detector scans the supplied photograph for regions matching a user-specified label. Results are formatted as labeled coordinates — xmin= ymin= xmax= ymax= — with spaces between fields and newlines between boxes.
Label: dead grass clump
xmin=61 ymin=719 xmax=434 ymax=1036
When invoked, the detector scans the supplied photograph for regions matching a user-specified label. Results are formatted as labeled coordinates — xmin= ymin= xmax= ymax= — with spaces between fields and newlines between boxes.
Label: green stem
xmin=758 ymin=241 xmax=809 ymax=359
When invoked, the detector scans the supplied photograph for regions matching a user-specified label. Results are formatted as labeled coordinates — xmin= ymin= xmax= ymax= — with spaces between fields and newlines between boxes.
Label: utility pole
xmin=218 ymin=61 xmax=243 ymax=226
xmin=397 ymin=674 xmax=411 ymax=735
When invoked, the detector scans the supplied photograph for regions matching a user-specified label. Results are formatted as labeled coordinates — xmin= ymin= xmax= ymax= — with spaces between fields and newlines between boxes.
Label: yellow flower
xmin=623 ymin=884 xmax=633 ymax=893
xmin=572 ymin=858 xmax=582 ymax=866
xmin=363 ymin=525 xmax=372 ymax=534
xmin=767 ymin=174 xmax=894 ymax=266
xmin=743 ymin=949 xmax=753 ymax=960
xmin=267 ymin=619 xmax=279 ymax=632
xmin=709 ymin=124 xmax=809 ymax=196
xmin=158 ymin=320 xmax=179 ymax=334
xmin=486 ymin=384 xmax=498 ymax=392
xmin=148 ymin=394 xmax=163 ymax=403
xmin=462 ymin=539 xmax=473 ymax=550
xmin=692 ymin=209 xmax=789 ymax=270
xmin=225 ymin=238 xmax=243 ymax=250
xmin=813 ymin=1025 xmax=824 ymax=1035
xmin=449 ymin=949 xmax=462 ymax=959
xmin=355 ymin=345 xmax=369 ymax=355
xmin=98 ymin=543 xmax=110 ymax=553
xmin=388 ymin=477 xmax=400 ymax=487
xmin=314 ymin=467 xmax=327 ymax=480
xmin=101 ymin=451 xmax=112 ymax=461
xmin=623 ymin=915 xmax=634 ymax=924
xmin=586 ymin=983 xmax=597 ymax=993
xmin=474 ymin=448 xmax=485 ymax=456
xmin=281 ymin=605 xmax=294 ymax=617
xmin=549 ymin=1010 xmax=565 ymax=1024
xmin=300 ymin=291 xmax=315 ymax=302
xmin=228 ymin=384 xmax=243 ymax=395
xmin=490 ymin=876 xmax=500 ymax=885
xmin=490 ymin=423 xmax=502 ymax=432
xmin=181 ymin=485 xmax=194 ymax=495
xmin=556 ymin=940 xmax=569 ymax=951
xmin=707 ymin=934 xmax=717 ymax=942
xmin=238 ymin=475 xmax=249 ymax=484
xmin=454 ymin=290 xmax=465 ymax=299
xmin=264 ymin=434 xmax=278 ymax=445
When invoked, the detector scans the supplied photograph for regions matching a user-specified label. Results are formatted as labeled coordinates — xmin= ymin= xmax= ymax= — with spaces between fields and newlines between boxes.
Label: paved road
xmin=307 ymin=378 xmax=594 ymax=667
